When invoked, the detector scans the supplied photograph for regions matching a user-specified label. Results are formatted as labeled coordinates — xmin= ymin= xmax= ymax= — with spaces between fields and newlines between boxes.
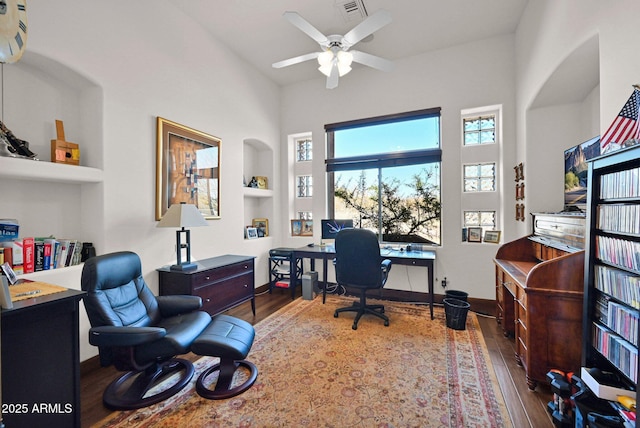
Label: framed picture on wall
xmin=155 ymin=117 xmax=221 ymax=220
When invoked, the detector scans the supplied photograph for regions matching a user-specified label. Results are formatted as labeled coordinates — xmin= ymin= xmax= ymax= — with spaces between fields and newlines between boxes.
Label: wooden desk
xmin=495 ymin=214 xmax=585 ymax=390
xmin=158 ymin=255 xmax=256 ymax=316
xmin=293 ymin=246 xmax=436 ymax=319
xmin=1 ymin=288 xmax=85 ymax=427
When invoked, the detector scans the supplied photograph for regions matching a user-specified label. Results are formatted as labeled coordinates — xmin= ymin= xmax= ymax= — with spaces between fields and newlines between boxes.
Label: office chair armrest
xmin=381 ymin=259 xmax=392 ymax=273
xmin=89 ymin=326 xmax=166 ymax=347
xmin=156 ymin=295 xmax=203 ymax=317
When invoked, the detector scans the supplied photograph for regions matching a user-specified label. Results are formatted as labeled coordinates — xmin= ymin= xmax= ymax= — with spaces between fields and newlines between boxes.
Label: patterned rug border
xmin=95 ymin=296 xmax=513 ymax=427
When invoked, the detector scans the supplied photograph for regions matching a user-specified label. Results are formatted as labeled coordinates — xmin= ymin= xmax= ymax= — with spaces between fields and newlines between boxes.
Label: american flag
xmin=601 ymin=87 xmax=640 ymax=148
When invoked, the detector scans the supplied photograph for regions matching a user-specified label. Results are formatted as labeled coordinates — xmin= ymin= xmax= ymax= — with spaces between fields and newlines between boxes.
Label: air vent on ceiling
xmin=336 ymin=0 xmax=368 ymax=22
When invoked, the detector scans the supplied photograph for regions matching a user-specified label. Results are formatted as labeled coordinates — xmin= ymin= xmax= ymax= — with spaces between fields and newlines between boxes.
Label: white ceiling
xmin=172 ymin=0 xmax=529 ymax=87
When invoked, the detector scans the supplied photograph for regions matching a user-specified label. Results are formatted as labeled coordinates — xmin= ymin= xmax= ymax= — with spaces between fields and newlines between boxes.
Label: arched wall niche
xmin=523 ymin=34 xmax=600 ymax=217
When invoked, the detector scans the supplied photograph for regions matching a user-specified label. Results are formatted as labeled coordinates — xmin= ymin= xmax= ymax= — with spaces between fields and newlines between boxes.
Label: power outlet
xmin=441 ymin=277 xmax=447 ymax=288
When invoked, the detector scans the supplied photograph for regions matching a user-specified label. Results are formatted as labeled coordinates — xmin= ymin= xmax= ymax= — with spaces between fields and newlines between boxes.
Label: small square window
xmin=463 ymin=116 xmax=496 ymax=146
xmin=296 ymin=138 xmax=312 ymax=162
xmin=463 ymin=163 xmax=495 ymax=192
xmin=298 ymin=211 xmax=312 ymax=220
xmin=297 ymin=175 xmax=313 ymax=197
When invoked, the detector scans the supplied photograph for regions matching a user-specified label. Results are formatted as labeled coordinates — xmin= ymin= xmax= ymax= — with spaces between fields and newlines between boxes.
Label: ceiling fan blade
xmin=283 ymin=12 xmax=329 ymax=46
xmin=326 ymin=62 xmax=339 ymax=89
xmin=350 ymin=50 xmax=395 ymax=72
xmin=272 ymin=52 xmax=320 ymax=69
xmin=342 ymin=9 xmax=392 ymax=47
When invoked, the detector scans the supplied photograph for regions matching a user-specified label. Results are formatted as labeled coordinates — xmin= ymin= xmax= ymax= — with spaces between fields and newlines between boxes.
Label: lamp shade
xmin=157 ymin=203 xmax=209 ymax=228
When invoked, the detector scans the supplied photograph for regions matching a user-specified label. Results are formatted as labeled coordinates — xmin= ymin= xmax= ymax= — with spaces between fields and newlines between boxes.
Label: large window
xmin=326 ymin=108 xmax=441 ymax=245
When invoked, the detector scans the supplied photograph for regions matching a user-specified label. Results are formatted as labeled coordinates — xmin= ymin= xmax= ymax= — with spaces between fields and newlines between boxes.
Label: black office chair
xmin=81 ymin=251 xmax=212 ymax=410
xmin=333 ymin=228 xmax=392 ymax=330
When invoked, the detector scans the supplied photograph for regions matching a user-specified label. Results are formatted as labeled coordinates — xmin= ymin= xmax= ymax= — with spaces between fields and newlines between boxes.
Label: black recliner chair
xmin=333 ymin=228 xmax=392 ymax=330
xmin=81 ymin=251 xmax=212 ymax=410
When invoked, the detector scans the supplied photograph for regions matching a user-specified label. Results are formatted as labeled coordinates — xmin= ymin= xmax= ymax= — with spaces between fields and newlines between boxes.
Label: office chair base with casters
xmin=334 ymin=291 xmax=390 ymax=330
xmin=103 ymin=357 xmax=194 ymax=410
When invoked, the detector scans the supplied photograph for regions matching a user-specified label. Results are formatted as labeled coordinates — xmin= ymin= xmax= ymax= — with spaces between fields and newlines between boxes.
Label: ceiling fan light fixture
xmin=318 ymin=62 xmax=333 ymax=77
xmin=317 ymin=50 xmax=334 ymax=67
xmin=337 ymin=50 xmax=353 ymax=66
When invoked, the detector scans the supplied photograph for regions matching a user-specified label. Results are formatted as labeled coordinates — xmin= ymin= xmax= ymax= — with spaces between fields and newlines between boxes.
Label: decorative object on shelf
xmin=0 ymin=119 xmax=37 ymax=159
xmin=245 ymin=227 xmax=258 ymax=240
xmin=252 ymin=218 xmax=269 ymax=237
xmin=600 ymin=85 xmax=640 ymax=154
xmin=247 ymin=177 xmax=258 ymax=188
xmin=291 ymin=219 xmax=302 ymax=236
xmin=483 ymin=230 xmax=501 ymax=244
xmin=255 ymin=176 xmax=268 ymax=189
xmin=156 ymin=202 xmax=209 ymax=271
xmin=467 ymin=227 xmax=483 ymax=243
xmin=300 ymin=220 xmax=313 ymax=236
xmin=0 ymin=0 xmax=28 ymax=64
xmin=50 ymin=120 xmax=79 ymax=165
xmin=156 ymin=117 xmax=221 ymax=220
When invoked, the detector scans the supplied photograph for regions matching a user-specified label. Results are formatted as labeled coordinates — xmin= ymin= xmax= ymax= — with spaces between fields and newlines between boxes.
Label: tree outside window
xmin=327 ymin=109 xmax=441 ymax=245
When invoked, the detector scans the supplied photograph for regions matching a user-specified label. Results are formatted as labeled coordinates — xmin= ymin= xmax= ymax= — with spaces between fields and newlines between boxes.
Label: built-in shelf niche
xmin=243 ymin=138 xmax=274 ymax=239
xmin=1 ymin=51 xmax=105 ymax=274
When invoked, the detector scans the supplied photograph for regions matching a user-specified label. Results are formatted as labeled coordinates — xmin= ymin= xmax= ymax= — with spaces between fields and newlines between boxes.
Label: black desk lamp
xmin=157 ymin=202 xmax=208 ymax=271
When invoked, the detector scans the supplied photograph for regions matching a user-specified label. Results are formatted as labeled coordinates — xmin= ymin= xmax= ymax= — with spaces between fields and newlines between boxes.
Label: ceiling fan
xmin=272 ymin=10 xmax=394 ymax=89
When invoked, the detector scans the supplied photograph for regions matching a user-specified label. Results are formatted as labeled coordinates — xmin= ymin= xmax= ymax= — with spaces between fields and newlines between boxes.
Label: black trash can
xmin=445 ymin=289 xmax=468 ymax=302
xmin=444 ymin=298 xmax=471 ymax=330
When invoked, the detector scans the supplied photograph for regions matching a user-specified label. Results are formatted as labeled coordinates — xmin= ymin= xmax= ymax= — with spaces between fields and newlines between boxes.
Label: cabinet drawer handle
xmin=244 ymin=264 xmax=249 ymax=269
xmin=244 ymin=284 xmax=248 ymax=288
xmin=205 ymin=298 xmax=211 ymax=303
xmin=205 ymin=276 xmax=210 ymax=280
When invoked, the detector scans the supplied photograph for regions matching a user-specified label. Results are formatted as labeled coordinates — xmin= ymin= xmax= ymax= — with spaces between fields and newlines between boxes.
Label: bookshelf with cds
xmin=582 ymin=144 xmax=640 ymax=400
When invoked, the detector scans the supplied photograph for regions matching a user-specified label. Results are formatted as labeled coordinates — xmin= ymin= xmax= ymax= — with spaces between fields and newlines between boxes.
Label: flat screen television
xmin=564 ymin=135 xmax=600 ymax=211
xmin=321 ymin=219 xmax=354 ymax=240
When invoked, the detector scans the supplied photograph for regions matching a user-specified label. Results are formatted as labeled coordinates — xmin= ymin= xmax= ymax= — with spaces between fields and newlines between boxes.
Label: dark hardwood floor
xmin=81 ymin=289 xmax=554 ymax=427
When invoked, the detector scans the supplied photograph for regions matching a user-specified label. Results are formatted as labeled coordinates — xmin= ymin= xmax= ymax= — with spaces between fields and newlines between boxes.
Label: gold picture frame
xmin=300 ymin=220 xmax=313 ymax=236
xmin=484 ymin=230 xmax=501 ymax=244
xmin=252 ymin=218 xmax=269 ymax=237
xmin=156 ymin=117 xmax=221 ymax=220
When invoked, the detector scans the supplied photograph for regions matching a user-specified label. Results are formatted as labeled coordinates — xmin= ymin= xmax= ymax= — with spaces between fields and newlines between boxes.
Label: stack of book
xmin=1 ymin=232 xmax=84 ymax=276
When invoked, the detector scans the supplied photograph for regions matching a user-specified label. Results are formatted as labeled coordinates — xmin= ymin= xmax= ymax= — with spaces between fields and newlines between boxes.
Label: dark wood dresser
xmin=494 ymin=212 xmax=585 ymax=390
xmin=1 ymin=288 xmax=85 ymax=427
xmin=158 ymin=255 xmax=256 ymax=316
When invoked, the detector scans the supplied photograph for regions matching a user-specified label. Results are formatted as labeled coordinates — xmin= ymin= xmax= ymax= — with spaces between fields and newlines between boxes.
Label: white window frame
xmin=460 ymin=106 xmax=502 ymax=243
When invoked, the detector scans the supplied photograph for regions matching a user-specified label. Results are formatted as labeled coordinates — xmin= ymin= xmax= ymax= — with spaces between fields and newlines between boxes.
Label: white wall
xmin=9 ymin=0 xmax=281 ymax=361
xmin=279 ymin=35 xmax=518 ymax=300
xmin=515 ymin=0 xmax=640 ymax=234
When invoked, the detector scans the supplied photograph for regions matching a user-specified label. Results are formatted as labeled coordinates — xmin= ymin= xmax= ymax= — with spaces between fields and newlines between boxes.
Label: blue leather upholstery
xmin=81 ymin=251 xmax=211 ymax=409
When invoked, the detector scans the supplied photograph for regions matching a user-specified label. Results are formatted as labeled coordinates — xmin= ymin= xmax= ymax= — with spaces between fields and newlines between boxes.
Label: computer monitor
xmin=321 ymin=219 xmax=354 ymax=240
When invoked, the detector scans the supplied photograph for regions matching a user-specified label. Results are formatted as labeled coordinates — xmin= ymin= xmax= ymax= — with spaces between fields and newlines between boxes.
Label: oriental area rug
xmin=95 ymin=296 xmax=512 ymax=428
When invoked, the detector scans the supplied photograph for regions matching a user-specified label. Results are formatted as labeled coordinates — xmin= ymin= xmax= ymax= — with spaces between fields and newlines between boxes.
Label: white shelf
xmin=243 ymin=187 xmax=274 ymax=198
xmin=0 ymin=157 xmax=103 ymax=184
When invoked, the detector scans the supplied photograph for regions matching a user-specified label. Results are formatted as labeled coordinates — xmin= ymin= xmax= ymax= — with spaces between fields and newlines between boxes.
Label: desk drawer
xmin=197 ymin=272 xmax=254 ymax=314
xmin=193 ymin=261 xmax=253 ymax=287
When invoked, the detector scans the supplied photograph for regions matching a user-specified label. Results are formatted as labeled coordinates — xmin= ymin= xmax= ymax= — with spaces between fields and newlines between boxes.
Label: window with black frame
xmin=325 ymin=108 xmax=442 ymax=245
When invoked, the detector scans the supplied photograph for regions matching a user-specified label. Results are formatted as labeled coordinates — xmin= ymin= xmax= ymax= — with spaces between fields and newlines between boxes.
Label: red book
xmin=22 ymin=237 xmax=35 ymax=274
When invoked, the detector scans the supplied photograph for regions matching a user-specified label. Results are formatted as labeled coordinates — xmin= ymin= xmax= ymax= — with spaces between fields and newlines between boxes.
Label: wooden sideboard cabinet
xmin=158 ymin=255 xmax=256 ymax=316
xmin=494 ymin=213 xmax=585 ymax=390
